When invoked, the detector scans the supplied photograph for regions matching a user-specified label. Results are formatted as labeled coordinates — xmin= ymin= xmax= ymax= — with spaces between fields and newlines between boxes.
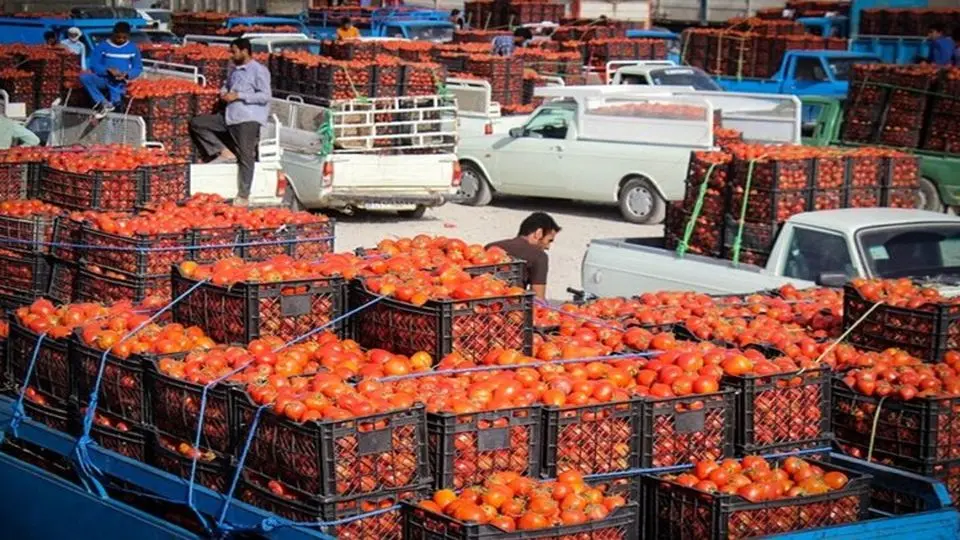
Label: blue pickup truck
xmin=304 ymin=8 xmax=455 ymax=42
xmin=0 ymin=16 xmax=172 ymax=51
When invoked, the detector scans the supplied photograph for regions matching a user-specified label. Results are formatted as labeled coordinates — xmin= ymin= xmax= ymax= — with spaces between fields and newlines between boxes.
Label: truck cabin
xmin=379 ymin=20 xmax=455 ymax=42
xmin=787 ymin=51 xmax=879 ymax=86
xmin=70 ymin=6 xmax=142 ymax=20
xmin=617 ymin=65 xmax=721 ymax=91
xmin=86 ymin=28 xmax=178 ymax=47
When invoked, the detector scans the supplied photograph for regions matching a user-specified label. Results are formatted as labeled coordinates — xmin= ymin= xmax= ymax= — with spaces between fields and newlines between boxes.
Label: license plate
xmin=362 ymin=203 xmax=415 ymax=211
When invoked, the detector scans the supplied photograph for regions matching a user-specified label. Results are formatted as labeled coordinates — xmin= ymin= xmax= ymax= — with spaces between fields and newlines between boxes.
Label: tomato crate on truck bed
xmin=0 ymin=161 xmax=40 ymax=200
xmin=832 ymin=379 xmax=960 ymax=468
xmin=6 ymin=319 xmax=72 ymax=407
xmin=843 ymin=283 xmax=960 ymax=363
xmin=0 ymin=212 xmax=58 ymax=255
xmin=403 ymin=500 xmax=640 ymax=540
xmin=145 ymin=357 xmax=238 ymax=455
xmin=427 ymin=405 xmax=541 ymax=490
xmin=0 ymin=252 xmax=52 ymax=300
xmin=71 ymin=336 xmax=154 ymax=426
xmin=642 ymin=458 xmax=871 ymax=540
xmin=640 ymin=390 xmax=735 ymax=468
xmin=239 ymin=467 xmax=429 ymax=540
xmin=149 ymin=430 xmax=232 ymax=494
xmin=350 ymin=281 xmax=534 ymax=362
xmin=170 ymin=266 xmax=346 ymax=344
xmin=75 ymin=266 xmax=170 ymax=304
xmin=236 ymin=220 xmax=335 ymax=261
xmin=233 ymin=389 xmax=430 ymax=499
xmin=542 ymin=398 xmax=643 ymax=478
xmin=722 ymin=366 xmax=832 ymax=455
xmin=461 ymin=259 xmax=526 ymax=288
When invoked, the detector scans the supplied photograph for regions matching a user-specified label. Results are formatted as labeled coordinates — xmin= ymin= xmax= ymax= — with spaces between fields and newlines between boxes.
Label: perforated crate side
xmin=236 ymin=220 xmax=335 ymax=261
xmin=233 ymin=389 xmax=430 ymax=499
xmin=427 ymin=405 xmax=541 ymax=490
xmin=80 ymin=225 xmax=191 ymax=276
xmin=239 ymin=468 xmax=428 ymax=540
xmin=46 ymin=259 xmax=79 ymax=304
xmin=150 ymin=430 xmax=231 ymax=493
xmin=7 ymin=320 xmax=71 ymax=406
xmin=71 ymin=338 xmax=151 ymax=426
xmin=0 ymin=213 xmax=58 ymax=255
xmin=145 ymin=358 xmax=237 ymax=454
xmin=76 ymin=267 xmax=170 ymax=304
xmin=640 ymin=389 xmax=735 ymax=468
xmin=0 ymin=252 xmax=52 ymax=298
xmin=462 ymin=259 xmax=526 ymax=288
xmin=542 ymin=398 xmax=643 ymax=478
xmin=723 ymin=366 xmax=832 ymax=455
xmin=644 ymin=458 xmax=870 ymax=540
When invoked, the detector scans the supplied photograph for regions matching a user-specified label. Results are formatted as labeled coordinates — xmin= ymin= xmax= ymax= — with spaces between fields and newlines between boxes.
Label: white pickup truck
xmin=582 ymin=208 xmax=960 ymax=297
xmin=457 ymin=85 xmax=801 ymax=223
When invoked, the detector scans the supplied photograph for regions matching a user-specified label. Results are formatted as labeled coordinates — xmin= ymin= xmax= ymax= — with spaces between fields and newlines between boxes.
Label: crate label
xmin=674 ymin=409 xmax=706 ymax=434
xmin=358 ymin=429 xmax=393 ymax=455
xmin=477 ymin=427 xmax=510 ymax=451
xmin=280 ymin=295 xmax=312 ymax=317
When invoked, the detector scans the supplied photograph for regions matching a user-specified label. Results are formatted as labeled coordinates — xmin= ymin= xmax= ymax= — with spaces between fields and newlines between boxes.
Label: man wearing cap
xmin=60 ymin=27 xmax=86 ymax=69
xmin=80 ymin=22 xmax=143 ymax=118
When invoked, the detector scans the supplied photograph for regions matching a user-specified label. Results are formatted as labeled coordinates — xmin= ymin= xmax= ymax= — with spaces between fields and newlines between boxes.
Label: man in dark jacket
xmin=486 ymin=212 xmax=561 ymax=299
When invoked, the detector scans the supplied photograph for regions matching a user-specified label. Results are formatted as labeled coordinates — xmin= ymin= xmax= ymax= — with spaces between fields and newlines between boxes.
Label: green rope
xmin=731 ymin=158 xmax=761 ymax=266
xmin=676 ymin=162 xmax=718 ymax=258
xmin=317 ymin=110 xmax=335 ymax=156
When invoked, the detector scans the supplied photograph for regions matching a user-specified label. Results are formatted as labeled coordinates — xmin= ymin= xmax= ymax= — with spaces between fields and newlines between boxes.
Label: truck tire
xmin=618 ymin=177 xmax=665 ymax=224
xmin=457 ymin=162 xmax=493 ymax=207
xmin=398 ymin=205 xmax=427 ymax=219
xmin=918 ymin=178 xmax=944 ymax=213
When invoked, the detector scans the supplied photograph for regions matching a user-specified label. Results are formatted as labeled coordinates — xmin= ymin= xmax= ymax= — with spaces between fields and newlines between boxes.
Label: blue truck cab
xmin=714 ymin=50 xmax=881 ymax=98
xmin=305 ymin=8 xmax=455 ymax=42
xmin=627 ymin=28 xmax=681 ymax=64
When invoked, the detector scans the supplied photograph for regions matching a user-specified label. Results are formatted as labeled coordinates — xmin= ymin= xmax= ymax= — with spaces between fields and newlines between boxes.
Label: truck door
xmin=494 ymin=105 xmax=575 ymax=197
xmin=784 ymin=57 xmax=838 ymax=97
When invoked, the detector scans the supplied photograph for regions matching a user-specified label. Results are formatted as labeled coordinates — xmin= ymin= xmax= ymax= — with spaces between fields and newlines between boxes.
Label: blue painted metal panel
xmin=0 ymin=395 xmax=332 ymax=540
xmin=850 ymin=35 xmax=929 ymax=65
xmin=0 ymin=452 xmax=200 ymax=540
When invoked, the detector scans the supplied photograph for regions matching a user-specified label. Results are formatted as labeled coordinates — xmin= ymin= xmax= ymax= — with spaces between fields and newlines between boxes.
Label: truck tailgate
xmin=330 ymin=153 xmax=456 ymax=188
xmin=582 ymin=237 xmax=811 ymax=297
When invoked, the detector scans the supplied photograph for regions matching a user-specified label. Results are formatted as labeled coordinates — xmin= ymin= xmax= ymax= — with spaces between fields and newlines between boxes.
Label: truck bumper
xmin=311 ymin=191 xmax=461 ymax=210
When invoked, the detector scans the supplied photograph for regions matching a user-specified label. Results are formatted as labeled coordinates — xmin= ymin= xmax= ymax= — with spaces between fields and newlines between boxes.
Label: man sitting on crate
xmin=189 ymin=38 xmax=272 ymax=208
xmin=81 ymin=22 xmax=143 ymax=119
xmin=486 ymin=212 xmax=561 ymax=300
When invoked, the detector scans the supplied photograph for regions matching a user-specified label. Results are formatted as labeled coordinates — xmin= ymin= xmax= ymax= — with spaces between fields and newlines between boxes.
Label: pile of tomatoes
xmin=45 ymin=145 xmax=187 ymax=174
xmin=662 ymin=455 xmax=849 ymax=501
xmin=416 ymin=471 xmax=627 ymax=532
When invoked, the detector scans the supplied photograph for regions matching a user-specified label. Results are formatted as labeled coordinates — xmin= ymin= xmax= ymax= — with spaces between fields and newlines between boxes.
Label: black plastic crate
xmin=427 ymin=405 xmax=541 ymax=490
xmin=71 ymin=337 xmax=151 ymax=426
xmin=881 ymin=187 xmax=920 ymax=208
xmin=728 ymin=185 xmax=811 ymax=225
xmin=403 ymin=500 xmax=640 ymax=540
xmin=145 ymin=357 xmax=237 ymax=454
xmin=233 ymin=389 xmax=430 ymax=499
xmin=832 ymin=378 xmax=960 ymax=466
xmin=240 ymin=468 xmax=428 ymax=539
xmin=0 ymin=162 xmax=39 ymax=200
xmin=1 ymin=436 xmax=79 ymax=482
xmin=881 ymin=154 xmax=921 ymax=189
xmin=7 ymin=319 xmax=71 ymax=406
xmin=811 ymin=155 xmax=846 ymax=190
xmin=236 ymin=220 xmax=335 ymax=261
xmin=76 ymin=266 xmax=170 ymax=304
xmin=22 ymin=396 xmax=73 ymax=434
xmin=722 ymin=366 xmax=832 ymax=455
xmin=0 ymin=252 xmax=52 ymax=298
xmin=462 ymin=259 xmax=526 ymax=288
xmin=640 ymin=390 xmax=735 ymax=468
xmin=351 ymin=281 xmax=533 ymax=362
xmin=188 ymin=226 xmax=243 ymax=265
xmin=39 ymin=165 xmax=144 ymax=212
xmin=137 ymin=162 xmax=191 ymax=209
xmin=542 ymin=398 xmax=643 ymax=478
xmin=642 ymin=458 xmax=870 ymax=540
xmin=46 ymin=259 xmax=79 ymax=304
xmin=843 ymin=283 xmax=960 ymax=363
xmin=90 ymin=419 xmax=151 ymax=462
xmin=127 ymin=95 xmax=175 ymax=118
xmin=150 ymin=430 xmax=232 ymax=493
xmin=49 ymin=215 xmax=84 ymax=263
xmin=81 ymin=225 xmax=192 ymax=276
xmin=721 ymin=216 xmax=778 ymax=255
xmin=0 ymin=213 xmax=58 ymax=254
xmin=170 ymin=266 xmax=345 ymax=344
xmin=843 ymin=185 xmax=883 ymax=208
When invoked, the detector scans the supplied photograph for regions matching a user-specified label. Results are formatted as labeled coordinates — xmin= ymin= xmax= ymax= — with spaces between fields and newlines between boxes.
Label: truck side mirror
xmin=815 ymin=272 xmax=847 ymax=288
xmin=508 ymin=127 xmax=523 ymax=138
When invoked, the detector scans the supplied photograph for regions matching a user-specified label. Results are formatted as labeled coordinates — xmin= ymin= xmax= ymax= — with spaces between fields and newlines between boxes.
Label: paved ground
xmin=333 ymin=198 xmax=662 ymax=301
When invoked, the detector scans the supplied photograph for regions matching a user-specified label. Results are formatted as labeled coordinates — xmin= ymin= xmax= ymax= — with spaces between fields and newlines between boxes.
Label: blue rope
xmin=216 ymin=403 xmax=269 ymax=529
xmin=73 ymin=278 xmax=211 ymax=500
xmin=0 ymin=331 xmax=48 ymax=445
xmin=0 ymin=235 xmax=334 ymax=252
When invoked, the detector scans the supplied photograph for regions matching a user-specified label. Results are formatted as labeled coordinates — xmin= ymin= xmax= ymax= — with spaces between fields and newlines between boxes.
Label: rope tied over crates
xmin=0 ymin=234 xmax=336 ymax=252
xmin=0 ymin=331 xmax=48 ymax=445
xmin=730 ymin=157 xmax=764 ymax=266
xmin=316 ymin=110 xmax=336 ymax=156
xmin=677 ymin=162 xmax=719 ymax=258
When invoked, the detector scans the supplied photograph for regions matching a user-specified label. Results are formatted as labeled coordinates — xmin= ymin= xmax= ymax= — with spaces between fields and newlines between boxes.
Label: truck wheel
xmin=918 ymin=178 xmax=944 ymax=213
xmin=398 ymin=205 xmax=427 ymax=219
xmin=618 ymin=178 xmax=665 ymax=224
xmin=458 ymin=162 xmax=492 ymax=207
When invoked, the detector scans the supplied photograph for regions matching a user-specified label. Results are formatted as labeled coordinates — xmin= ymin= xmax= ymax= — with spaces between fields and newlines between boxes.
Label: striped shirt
xmin=492 ymin=35 xmax=516 ymax=57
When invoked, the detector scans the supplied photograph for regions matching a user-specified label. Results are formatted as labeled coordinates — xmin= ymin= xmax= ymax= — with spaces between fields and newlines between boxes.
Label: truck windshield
xmin=649 ymin=68 xmax=721 ymax=91
xmin=858 ymin=223 xmax=960 ymax=279
xmin=404 ymin=25 xmax=455 ymax=42
xmin=827 ymin=58 xmax=878 ymax=81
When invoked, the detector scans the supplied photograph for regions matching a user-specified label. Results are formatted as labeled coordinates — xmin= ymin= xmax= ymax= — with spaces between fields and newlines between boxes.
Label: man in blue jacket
xmin=80 ymin=22 xmax=143 ymax=118
xmin=926 ymin=23 xmax=956 ymax=66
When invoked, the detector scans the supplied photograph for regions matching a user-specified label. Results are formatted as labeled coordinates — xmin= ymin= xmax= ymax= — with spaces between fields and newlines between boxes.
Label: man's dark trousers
xmin=190 ymin=114 xmax=260 ymax=198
